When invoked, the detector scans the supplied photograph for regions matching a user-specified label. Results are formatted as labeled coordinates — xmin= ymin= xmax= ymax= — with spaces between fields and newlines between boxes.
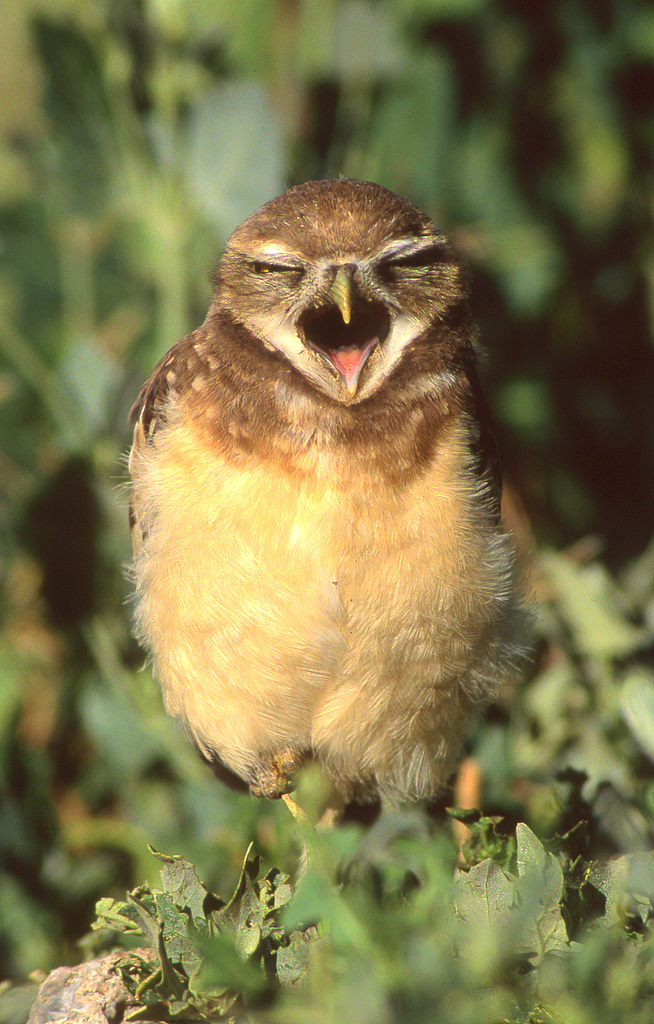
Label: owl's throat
xmin=300 ymin=299 xmax=389 ymax=392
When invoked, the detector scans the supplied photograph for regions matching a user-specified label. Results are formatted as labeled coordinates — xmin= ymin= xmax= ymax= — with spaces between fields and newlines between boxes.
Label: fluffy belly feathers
xmin=131 ymin=412 xmax=521 ymax=800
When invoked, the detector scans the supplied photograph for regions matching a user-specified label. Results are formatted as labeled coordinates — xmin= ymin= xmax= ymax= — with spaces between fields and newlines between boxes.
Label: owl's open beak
xmin=300 ymin=270 xmax=390 ymax=396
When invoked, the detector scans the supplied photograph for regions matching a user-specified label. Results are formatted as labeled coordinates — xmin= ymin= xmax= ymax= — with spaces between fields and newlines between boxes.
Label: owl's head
xmin=217 ymin=179 xmax=468 ymax=404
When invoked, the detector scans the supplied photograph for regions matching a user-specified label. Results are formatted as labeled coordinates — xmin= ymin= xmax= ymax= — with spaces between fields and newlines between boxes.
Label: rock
xmin=27 ymin=948 xmax=157 ymax=1024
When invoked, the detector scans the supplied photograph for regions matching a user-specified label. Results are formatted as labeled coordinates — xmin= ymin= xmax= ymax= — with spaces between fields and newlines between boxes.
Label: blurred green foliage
xmin=1 ymin=0 xmax=654 ymax=1021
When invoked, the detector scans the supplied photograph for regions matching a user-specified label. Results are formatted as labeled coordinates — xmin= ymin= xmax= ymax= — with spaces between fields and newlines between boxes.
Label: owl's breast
xmin=130 ymin=405 xmax=518 ymax=786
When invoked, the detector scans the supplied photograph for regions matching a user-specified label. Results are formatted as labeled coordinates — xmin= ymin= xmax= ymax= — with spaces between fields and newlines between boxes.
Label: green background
xmin=1 ymin=1 xmax=654 ymax=1021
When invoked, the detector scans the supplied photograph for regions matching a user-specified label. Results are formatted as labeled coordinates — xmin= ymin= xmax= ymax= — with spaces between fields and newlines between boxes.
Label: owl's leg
xmin=452 ymin=756 xmax=483 ymax=862
xmin=249 ymin=748 xmax=309 ymax=799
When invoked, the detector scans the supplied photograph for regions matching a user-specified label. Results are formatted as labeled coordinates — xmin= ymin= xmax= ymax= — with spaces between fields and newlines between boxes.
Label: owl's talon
xmin=249 ymin=749 xmax=307 ymax=799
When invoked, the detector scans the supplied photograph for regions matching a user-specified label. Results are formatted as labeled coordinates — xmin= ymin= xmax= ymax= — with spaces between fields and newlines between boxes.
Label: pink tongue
xmin=330 ymin=348 xmax=366 ymax=378
xmin=329 ymin=339 xmax=378 ymax=388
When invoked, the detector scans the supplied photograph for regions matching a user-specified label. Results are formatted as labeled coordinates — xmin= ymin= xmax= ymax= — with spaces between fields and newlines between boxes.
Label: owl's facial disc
xmin=299 ymin=299 xmax=390 ymax=395
xmin=228 ymin=239 xmax=436 ymax=404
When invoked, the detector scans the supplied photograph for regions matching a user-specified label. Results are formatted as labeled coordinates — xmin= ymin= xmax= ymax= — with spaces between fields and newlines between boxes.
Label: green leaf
xmin=539 ymin=550 xmax=650 ymax=658
xmin=263 ymin=867 xmax=294 ymax=911
xmin=211 ymin=843 xmax=268 ymax=957
xmin=620 ymin=669 xmax=654 ymax=763
xmin=151 ymin=847 xmax=215 ymax=927
xmin=455 ymin=825 xmax=569 ymax=967
xmin=92 ymin=894 xmax=147 ymax=934
xmin=193 ymin=932 xmax=267 ymax=997
xmin=587 ymin=852 xmax=654 ymax=926
xmin=516 ymin=822 xmax=548 ymax=875
xmin=183 ymin=82 xmax=285 ymax=236
xmin=275 ymin=928 xmax=319 ymax=987
xmin=127 ymin=894 xmax=191 ymax=1002
xmin=151 ymin=891 xmax=205 ymax=976
xmin=454 ymin=858 xmax=517 ymax=934
xmin=455 ymin=814 xmax=516 ymax=870
xmin=515 ymin=824 xmax=569 ymax=960
xmin=283 ymin=865 xmax=372 ymax=952
xmin=126 ymin=892 xmax=164 ymax=949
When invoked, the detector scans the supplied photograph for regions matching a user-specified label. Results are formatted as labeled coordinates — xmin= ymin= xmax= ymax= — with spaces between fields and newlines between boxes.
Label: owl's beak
xmin=300 ymin=266 xmax=390 ymax=397
xmin=328 ymin=266 xmax=353 ymax=325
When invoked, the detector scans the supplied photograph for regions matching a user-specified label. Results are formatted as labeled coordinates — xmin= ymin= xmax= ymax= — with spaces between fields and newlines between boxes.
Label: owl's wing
xmin=128 ymin=329 xmax=208 ymax=554
xmin=129 ymin=340 xmax=185 ymax=438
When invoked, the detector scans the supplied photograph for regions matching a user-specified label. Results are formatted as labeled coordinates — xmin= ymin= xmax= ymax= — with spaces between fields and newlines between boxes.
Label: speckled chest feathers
xmin=128 ymin=178 xmax=529 ymax=805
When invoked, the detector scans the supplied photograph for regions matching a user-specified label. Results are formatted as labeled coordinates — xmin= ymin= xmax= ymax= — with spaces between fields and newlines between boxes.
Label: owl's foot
xmin=249 ymin=749 xmax=308 ymax=799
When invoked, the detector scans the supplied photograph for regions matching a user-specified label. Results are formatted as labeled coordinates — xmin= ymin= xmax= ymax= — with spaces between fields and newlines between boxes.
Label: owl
xmin=128 ymin=178 xmax=528 ymax=807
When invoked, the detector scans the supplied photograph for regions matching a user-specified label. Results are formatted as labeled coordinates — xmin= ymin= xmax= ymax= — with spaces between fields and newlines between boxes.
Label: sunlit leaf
xmin=587 ymin=852 xmax=654 ymax=926
xmin=151 ymin=848 xmax=214 ymax=927
xmin=454 ymin=858 xmax=517 ymax=933
xmin=515 ymin=824 xmax=568 ymax=960
xmin=620 ymin=669 xmax=654 ymax=763
xmin=59 ymin=335 xmax=120 ymax=440
xmin=276 ymin=928 xmax=318 ymax=987
xmin=539 ymin=550 xmax=651 ymax=658
xmin=184 ymin=82 xmax=285 ymax=236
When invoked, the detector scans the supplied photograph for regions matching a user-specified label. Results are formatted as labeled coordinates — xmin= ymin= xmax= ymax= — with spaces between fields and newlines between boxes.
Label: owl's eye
xmin=252 ymin=260 xmax=303 ymax=277
xmin=380 ymin=242 xmax=446 ymax=273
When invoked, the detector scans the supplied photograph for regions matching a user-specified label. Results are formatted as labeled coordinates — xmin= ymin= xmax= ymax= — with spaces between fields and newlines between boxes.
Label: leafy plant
xmin=88 ymin=844 xmax=316 ymax=1021
xmin=69 ymin=806 xmax=654 ymax=1024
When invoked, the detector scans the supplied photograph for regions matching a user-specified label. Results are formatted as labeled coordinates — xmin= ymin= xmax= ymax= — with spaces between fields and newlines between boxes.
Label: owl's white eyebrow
xmin=377 ymin=236 xmax=446 ymax=260
xmin=254 ymin=245 xmax=299 ymax=260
